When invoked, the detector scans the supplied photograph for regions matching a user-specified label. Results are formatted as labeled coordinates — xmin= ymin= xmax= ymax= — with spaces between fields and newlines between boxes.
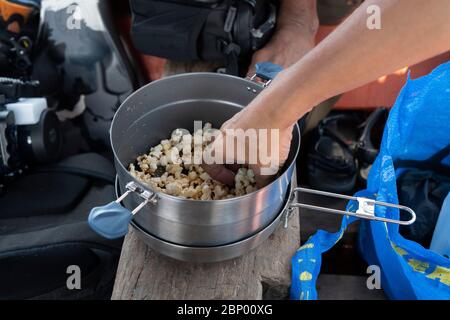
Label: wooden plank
xmin=112 ymin=172 xmax=300 ymax=300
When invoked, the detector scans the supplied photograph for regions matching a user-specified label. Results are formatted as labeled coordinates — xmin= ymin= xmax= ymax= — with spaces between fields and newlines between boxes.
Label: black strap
xmin=308 ymin=152 xmax=356 ymax=174
xmin=356 ymin=108 xmax=388 ymax=164
xmin=318 ymin=114 xmax=358 ymax=153
xmin=33 ymin=153 xmax=116 ymax=185
xmin=224 ymin=43 xmax=240 ymax=75
xmin=35 ymin=166 xmax=115 ymax=184
xmin=223 ymin=2 xmax=241 ymax=76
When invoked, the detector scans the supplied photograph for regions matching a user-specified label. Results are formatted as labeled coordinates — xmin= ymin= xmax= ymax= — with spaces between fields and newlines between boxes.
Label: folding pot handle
xmin=287 ymin=187 xmax=416 ymax=226
xmin=88 ymin=182 xmax=157 ymax=239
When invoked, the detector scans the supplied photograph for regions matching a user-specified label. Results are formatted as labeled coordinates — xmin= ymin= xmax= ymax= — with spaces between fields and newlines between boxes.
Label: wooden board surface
xmin=112 ymin=173 xmax=300 ymax=300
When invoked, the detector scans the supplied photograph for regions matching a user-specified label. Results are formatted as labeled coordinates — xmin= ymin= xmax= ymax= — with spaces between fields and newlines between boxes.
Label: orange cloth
xmin=316 ymin=25 xmax=450 ymax=109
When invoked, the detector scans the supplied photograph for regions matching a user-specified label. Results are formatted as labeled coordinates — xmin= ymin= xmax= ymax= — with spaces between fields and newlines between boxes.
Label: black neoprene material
xmin=398 ymin=170 xmax=450 ymax=247
xmin=0 ymin=153 xmax=122 ymax=300
xmin=396 ymin=144 xmax=450 ymax=247
xmin=0 ymin=171 xmax=90 ymax=218
xmin=130 ymin=0 xmax=275 ymax=75
xmin=131 ymin=0 xmax=211 ymax=61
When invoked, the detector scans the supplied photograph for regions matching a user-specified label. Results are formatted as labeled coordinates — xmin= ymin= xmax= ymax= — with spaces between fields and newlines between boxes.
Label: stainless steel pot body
xmin=114 ymin=176 xmax=295 ymax=263
xmin=111 ymin=72 xmax=300 ymax=246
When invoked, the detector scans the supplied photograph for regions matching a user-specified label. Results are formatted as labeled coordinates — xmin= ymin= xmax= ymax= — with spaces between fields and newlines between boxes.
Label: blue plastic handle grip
xmin=88 ymin=201 xmax=133 ymax=239
xmin=255 ymin=62 xmax=283 ymax=81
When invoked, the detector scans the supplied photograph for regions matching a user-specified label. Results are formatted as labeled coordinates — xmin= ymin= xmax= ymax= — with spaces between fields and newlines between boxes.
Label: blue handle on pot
xmin=88 ymin=202 xmax=133 ymax=239
xmin=88 ymin=181 xmax=155 ymax=239
xmin=255 ymin=62 xmax=283 ymax=81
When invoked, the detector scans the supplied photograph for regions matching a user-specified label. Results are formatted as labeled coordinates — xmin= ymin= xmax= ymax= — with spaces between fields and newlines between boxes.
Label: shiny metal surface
xmin=115 ymin=177 xmax=294 ymax=263
xmin=290 ymin=187 xmax=416 ymax=225
xmin=111 ymin=72 xmax=300 ymax=246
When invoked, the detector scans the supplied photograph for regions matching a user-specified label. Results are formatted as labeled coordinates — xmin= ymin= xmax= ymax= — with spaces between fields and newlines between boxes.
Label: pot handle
xmin=248 ymin=62 xmax=283 ymax=88
xmin=88 ymin=182 xmax=157 ymax=239
xmin=286 ymin=187 xmax=416 ymax=226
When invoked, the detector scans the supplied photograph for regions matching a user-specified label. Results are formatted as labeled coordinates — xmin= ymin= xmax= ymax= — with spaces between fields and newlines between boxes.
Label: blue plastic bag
xmin=291 ymin=62 xmax=450 ymax=300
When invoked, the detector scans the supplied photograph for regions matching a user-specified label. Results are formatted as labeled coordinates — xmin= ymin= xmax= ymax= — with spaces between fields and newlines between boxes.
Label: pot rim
xmin=111 ymin=72 xmax=301 ymax=204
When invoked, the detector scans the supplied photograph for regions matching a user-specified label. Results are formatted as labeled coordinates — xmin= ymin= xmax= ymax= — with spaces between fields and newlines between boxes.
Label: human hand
xmin=247 ymin=0 xmax=318 ymax=76
xmin=205 ymin=1 xmax=319 ymax=186
xmin=202 ymin=78 xmax=296 ymax=188
xmin=247 ymin=26 xmax=316 ymax=77
xmin=141 ymin=55 xmax=166 ymax=81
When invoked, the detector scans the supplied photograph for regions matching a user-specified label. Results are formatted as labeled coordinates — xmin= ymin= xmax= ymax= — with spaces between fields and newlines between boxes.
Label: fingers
xmin=202 ymin=164 xmax=236 ymax=187
xmin=252 ymin=169 xmax=275 ymax=188
xmin=202 ymin=112 xmax=294 ymax=188
xmin=202 ymin=127 xmax=237 ymax=186
xmin=246 ymin=63 xmax=256 ymax=79
xmin=141 ymin=56 xmax=166 ymax=81
xmin=225 ymin=164 xmax=241 ymax=172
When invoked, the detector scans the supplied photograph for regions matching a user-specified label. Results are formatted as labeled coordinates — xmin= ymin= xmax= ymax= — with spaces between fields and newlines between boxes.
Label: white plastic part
xmin=355 ymin=197 xmax=375 ymax=217
xmin=5 ymin=98 xmax=47 ymax=125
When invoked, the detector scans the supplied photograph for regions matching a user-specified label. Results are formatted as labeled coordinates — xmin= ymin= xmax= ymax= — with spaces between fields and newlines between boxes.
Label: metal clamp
xmin=286 ymin=187 xmax=416 ymax=226
xmin=247 ymin=73 xmax=273 ymax=89
xmin=117 ymin=181 xmax=158 ymax=215
xmin=247 ymin=62 xmax=283 ymax=89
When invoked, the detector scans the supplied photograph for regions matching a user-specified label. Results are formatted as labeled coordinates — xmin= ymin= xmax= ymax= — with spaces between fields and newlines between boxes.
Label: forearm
xmin=265 ymin=0 xmax=450 ymax=128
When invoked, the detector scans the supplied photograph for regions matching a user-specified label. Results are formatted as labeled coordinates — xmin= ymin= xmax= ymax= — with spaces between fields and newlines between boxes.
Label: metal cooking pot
xmin=114 ymin=176 xmax=297 ymax=263
xmin=91 ymin=63 xmax=301 ymax=246
xmin=88 ymin=62 xmax=416 ymax=256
